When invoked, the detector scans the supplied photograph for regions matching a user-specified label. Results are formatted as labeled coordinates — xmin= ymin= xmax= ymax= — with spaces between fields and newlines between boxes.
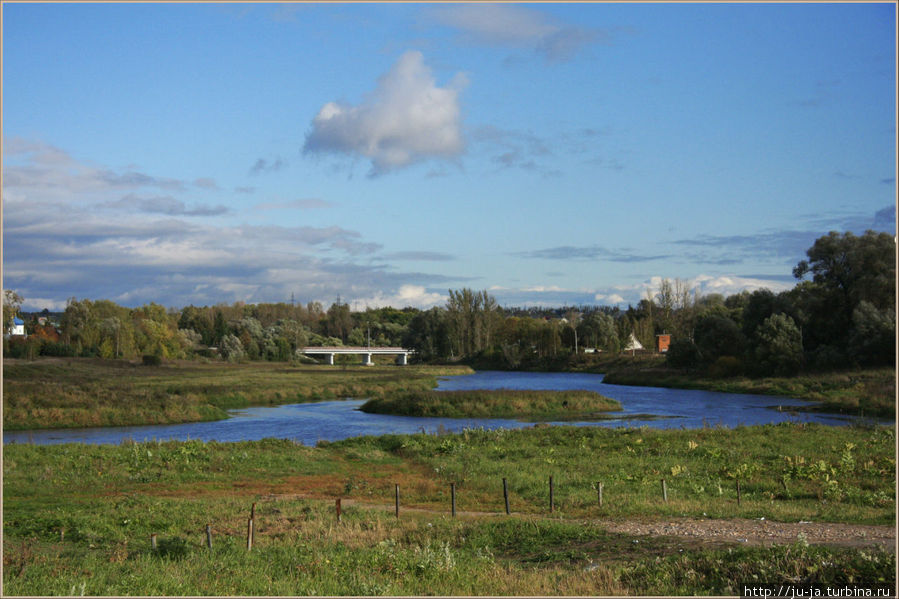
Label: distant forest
xmin=4 ymin=231 xmax=894 ymax=376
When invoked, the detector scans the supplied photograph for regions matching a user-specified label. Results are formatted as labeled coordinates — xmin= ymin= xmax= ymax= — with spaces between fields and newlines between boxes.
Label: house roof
xmin=13 ymin=318 xmax=24 ymax=325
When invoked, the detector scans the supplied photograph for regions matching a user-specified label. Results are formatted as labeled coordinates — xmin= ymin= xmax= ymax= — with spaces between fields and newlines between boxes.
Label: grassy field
xmin=360 ymin=389 xmax=622 ymax=421
xmin=1 ymin=358 xmax=473 ymax=430
xmin=3 ymin=423 xmax=895 ymax=595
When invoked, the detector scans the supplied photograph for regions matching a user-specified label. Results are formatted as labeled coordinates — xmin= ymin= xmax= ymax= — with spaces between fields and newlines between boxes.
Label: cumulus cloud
xmin=427 ymin=3 xmax=601 ymax=63
xmin=303 ymin=51 xmax=467 ymax=175
xmin=348 ymin=285 xmax=447 ymax=310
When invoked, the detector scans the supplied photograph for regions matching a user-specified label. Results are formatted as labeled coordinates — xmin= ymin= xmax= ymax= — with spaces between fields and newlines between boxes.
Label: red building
xmin=655 ymin=334 xmax=671 ymax=353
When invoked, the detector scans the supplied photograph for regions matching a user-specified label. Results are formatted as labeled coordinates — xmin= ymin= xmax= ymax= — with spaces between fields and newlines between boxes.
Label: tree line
xmin=3 ymin=231 xmax=894 ymax=375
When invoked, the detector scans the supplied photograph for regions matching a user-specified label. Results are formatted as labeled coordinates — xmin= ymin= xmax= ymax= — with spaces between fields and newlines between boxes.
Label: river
xmin=2 ymin=371 xmax=882 ymax=446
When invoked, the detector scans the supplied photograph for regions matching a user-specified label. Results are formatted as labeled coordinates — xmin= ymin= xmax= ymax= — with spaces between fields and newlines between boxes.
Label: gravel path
xmin=592 ymin=517 xmax=894 ymax=550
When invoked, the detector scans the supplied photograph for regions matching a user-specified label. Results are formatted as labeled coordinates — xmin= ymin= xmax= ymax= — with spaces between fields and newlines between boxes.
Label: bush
xmin=708 ymin=356 xmax=742 ymax=378
xmin=142 ymin=354 xmax=162 ymax=366
xmin=40 ymin=341 xmax=76 ymax=357
xmin=5 ymin=337 xmax=28 ymax=359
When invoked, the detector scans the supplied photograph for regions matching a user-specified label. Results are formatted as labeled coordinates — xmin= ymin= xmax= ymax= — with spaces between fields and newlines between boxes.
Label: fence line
xmin=139 ymin=476 xmax=771 ymax=553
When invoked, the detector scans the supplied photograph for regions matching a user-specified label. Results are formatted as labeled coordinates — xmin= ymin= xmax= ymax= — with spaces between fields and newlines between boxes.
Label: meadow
xmin=3 ymin=422 xmax=895 ymax=595
xmin=1 ymin=358 xmax=473 ymax=430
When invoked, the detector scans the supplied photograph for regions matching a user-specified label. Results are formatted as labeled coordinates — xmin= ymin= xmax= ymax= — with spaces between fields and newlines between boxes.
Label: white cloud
xmin=303 ymin=51 xmax=467 ymax=175
xmin=429 ymin=4 xmax=558 ymax=46
xmin=348 ymin=285 xmax=446 ymax=310
xmin=4 ymin=138 xmax=457 ymax=311
xmin=594 ymin=293 xmax=625 ymax=304
xmin=427 ymin=4 xmax=600 ymax=62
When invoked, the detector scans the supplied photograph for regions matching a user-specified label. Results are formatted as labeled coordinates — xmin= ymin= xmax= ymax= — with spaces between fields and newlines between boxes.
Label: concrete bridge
xmin=300 ymin=346 xmax=415 ymax=366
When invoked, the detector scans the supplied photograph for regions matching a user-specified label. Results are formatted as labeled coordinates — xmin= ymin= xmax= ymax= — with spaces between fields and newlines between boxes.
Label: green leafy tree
xmin=793 ymin=230 xmax=895 ymax=360
xmin=666 ymin=338 xmax=701 ymax=369
xmin=693 ymin=314 xmax=744 ymax=364
xmin=403 ymin=307 xmax=450 ymax=361
xmin=445 ymin=289 xmax=501 ymax=357
xmin=219 ymin=333 xmax=245 ymax=362
xmin=849 ymin=300 xmax=895 ymax=366
xmin=754 ymin=313 xmax=804 ymax=376
xmin=325 ymin=302 xmax=352 ymax=343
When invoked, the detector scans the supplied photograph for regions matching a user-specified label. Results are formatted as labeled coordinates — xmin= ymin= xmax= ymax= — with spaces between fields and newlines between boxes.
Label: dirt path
xmin=598 ymin=517 xmax=895 ymax=550
xmin=263 ymin=493 xmax=895 ymax=551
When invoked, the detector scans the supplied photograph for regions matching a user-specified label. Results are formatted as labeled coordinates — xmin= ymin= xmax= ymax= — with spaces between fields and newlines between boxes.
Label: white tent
xmin=623 ymin=333 xmax=644 ymax=353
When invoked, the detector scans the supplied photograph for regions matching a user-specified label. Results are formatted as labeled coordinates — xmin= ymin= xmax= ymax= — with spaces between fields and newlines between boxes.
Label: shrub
xmin=708 ymin=356 xmax=742 ymax=378
xmin=142 ymin=354 xmax=162 ymax=366
xmin=39 ymin=341 xmax=76 ymax=357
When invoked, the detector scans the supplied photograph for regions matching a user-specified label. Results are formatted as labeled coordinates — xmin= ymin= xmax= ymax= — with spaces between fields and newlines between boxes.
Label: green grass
xmin=332 ymin=422 xmax=896 ymax=525
xmin=360 ymin=389 xmax=622 ymax=421
xmin=3 ymin=423 xmax=895 ymax=595
xmin=1 ymin=358 xmax=474 ymax=430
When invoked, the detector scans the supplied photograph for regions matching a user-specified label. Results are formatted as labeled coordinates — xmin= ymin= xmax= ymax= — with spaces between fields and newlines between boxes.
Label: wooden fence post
xmin=247 ymin=518 xmax=254 ymax=551
xmin=502 ymin=478 xmax=510 ymax=515
xmin=661 ymin=479 xmax=668 ymax=503
xmin=451 ymin=483 xmax=456 ymax=518
xmin=205 ymin=524 xmax=212 ymax=549
xmin=597 ymin=482 xmax=603 ymax=508
xmin=336 ymin=498 xmax=342 ymax=523
xmin=394 ymin=484 xmax=400 ymax=518
xmin=151 ymin=533 xmax=157 ymax=551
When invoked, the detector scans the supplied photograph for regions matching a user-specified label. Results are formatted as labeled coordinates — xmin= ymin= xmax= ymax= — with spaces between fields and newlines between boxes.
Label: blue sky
xmin=2 ymin=2 xmax=895 ymax=312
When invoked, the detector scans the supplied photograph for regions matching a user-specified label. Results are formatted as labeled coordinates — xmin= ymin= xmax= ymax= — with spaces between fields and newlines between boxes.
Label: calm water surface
xmin=3 ymin=371 xmax=881 ymax=446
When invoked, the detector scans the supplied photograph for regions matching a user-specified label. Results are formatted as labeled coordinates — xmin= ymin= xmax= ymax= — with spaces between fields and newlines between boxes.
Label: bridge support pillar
xmin=361 ymin=353 xmax=374 ymax=366
xmin=325 ymin=353 xmax=335 ymax=365
xmin=395 ymin=353 xmax=408 ymax=366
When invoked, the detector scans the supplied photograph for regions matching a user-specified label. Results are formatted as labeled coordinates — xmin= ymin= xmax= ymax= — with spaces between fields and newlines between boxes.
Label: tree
xmin=578 ymin=312 xmax=618 ymax=351
xmin=403 ymin=307 xmax=449 ymax=361
xmin=325 ymin=302 xmax=352 ymax=343
xmin=794 ymin=231 xmax=895 ymax=347
xmin=219 ymin=334 xmax=245 ymax=362
xmin=666 ymin=338 xmax=701 ymax=369
xmin=445 ymin=289 xmax=501 ymax=357
xmin=849 ymin=301 xmax=896 ymax=366
xmin=3 ymin=290 xmax=23 ymax=332
xmin=754 ymin=313 xmax=804 ymax=376
xmin=693 ymin=314 xmax=744 ymax=364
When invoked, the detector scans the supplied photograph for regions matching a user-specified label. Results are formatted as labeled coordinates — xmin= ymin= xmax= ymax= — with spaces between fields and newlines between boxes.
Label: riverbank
xmin=461 ymin=352 xmax=895 ymax=419
xmin=601 ymin=365 xmax=896 ymax=419
xmin=1 ymin=358 xmax=473 ymax=431
xmin=3 ymin=423 xmax=894 ymax=595
xmin=359 ymin=389 xmax=621 ymax=421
